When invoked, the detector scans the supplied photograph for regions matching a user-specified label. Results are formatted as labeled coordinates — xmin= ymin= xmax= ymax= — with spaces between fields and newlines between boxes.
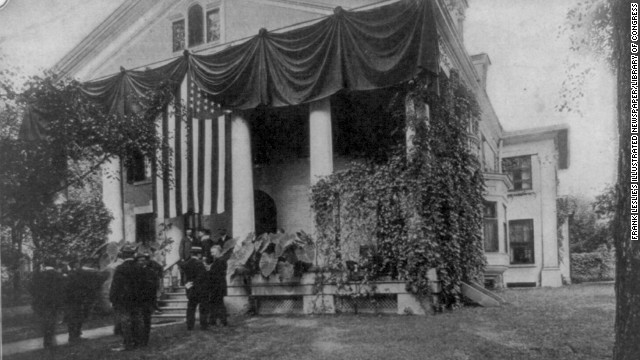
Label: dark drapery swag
xmin=21 ymin=0 xmax=439 ymax=135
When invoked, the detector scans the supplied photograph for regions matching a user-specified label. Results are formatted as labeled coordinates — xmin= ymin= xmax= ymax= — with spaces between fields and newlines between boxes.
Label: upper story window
xmin=502 ymin=155 xmax=532 ymax=191
xmin=188 ymin=4 xmax=204 ymax=47
xmin=172 ymin=20 xmax=186 ymax=52
xmin=126 ymin=150 xmax=151 ymax=183
xmin=172 ymin=3 xmax=221 ymax=52
xmin=207 ymin=9 xmax=221 ymax=42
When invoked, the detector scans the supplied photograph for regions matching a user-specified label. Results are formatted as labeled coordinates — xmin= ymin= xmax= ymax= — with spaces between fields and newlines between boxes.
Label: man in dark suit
xmin=109 ymin=244 xmax=145 ymax=351
xmin=178 ymin=228 xmax=200 ymax=285
xmin=29 ymin=259 xmax=66 ymax=348
xmin=213 ymin=228 xmax=231 ymax=249
xmin=180 ymin=246 xmax=206 ymax=330
xmin=199 ymin=229 xmax=214 ymax=259
xmin=64 ymin=258 xmax=107 ymax=344
xmin=136 ymin=253 xmax=158 ymax=347
xmin=203 ymin=245 xmax=230 ymax=327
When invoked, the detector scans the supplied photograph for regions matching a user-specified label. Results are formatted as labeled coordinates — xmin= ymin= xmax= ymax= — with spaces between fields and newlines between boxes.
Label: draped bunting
xmin=19 ymin=0 xmax=440 ymax=220
xmin=21 ymin=0 xmax=438 ymax=134
xmin=79 ymin=0 xmax=439 ymax=112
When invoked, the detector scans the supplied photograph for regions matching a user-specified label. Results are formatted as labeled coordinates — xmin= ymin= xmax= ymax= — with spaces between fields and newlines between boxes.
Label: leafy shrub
xmin=571 ymin=248 xmax=615 ymax=283
xmin=310 ymin=72 xmax=486 ymax=308
xmin=227 ymin=231 xmax=315 ymax=282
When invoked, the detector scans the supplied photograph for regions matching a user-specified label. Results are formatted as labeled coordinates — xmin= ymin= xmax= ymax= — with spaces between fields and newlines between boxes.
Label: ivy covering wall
xmin=310 ymin=73 xmax=486 ymax=308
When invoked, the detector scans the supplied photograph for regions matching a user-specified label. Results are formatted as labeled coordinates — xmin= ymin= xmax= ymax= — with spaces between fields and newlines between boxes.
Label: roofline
xmin=502 ymin=123 xmax=569 ymax=143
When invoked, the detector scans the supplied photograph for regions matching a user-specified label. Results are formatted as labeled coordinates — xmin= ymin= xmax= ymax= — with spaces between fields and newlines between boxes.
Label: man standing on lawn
xmin=136 ymin=252 xmax=158 ymax=347
xmin=180 ymin=246 xmax=206 ymax=330
xmin=29 ymin=259 xmax=66 ymax=349
xmin=64 ymin=257 xmax=107 ymax=344
xmin=109 ymin=244 xmax=145 ymax=351
xmin=203 ymin=245 xmax=229 ymax=327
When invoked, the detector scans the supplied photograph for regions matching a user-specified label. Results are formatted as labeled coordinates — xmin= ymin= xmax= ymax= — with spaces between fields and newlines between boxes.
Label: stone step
xmin=155 ymin=307 xmax=187 ymax=315
xmin=152 ymin=313 xmax=186 ymax=320
xmin=163 ymin=292 xmax=188 ymax=300
xmin=158 ymin=299 xmax=188 ymax=307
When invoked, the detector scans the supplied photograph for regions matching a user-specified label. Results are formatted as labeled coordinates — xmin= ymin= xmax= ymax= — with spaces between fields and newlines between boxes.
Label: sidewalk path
xmin=2 ymin=321 xmax=181 ymax=357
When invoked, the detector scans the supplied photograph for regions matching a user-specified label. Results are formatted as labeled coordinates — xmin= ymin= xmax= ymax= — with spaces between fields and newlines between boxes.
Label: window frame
xmin=502 ymin=155 xmax=533 ymax=191
xmin=126 ymin=150 xmax=151 ymax=184
xmin=482 ymin=201 xmax=499 ymax=252
xmin=508 ymin=219 xmax=535 ymax=265
xmin=135 ymin=213 xmax=155 ymax=245
xmin=172 ymin=19 xmax=186 ymax=52
xmin=172 ymin=3 xmax=222 ymax=53
xmin=188 ymin=3 xmax=205 ymax=47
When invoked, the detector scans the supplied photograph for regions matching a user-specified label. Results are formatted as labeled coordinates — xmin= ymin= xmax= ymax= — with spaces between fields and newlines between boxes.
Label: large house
xmin=53 ymin=0 xmax=570 ymax=288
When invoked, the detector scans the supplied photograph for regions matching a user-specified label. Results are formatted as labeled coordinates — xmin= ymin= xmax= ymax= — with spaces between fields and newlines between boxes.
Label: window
xmin=135 ymin=213 xmax=155 ymax=245
xmin=126 ymin=150 xmax=150 ymax=183
xmin=483 ymin=201 xmax=499 ymax=252
xmin=174 ymin=4 xmax=221 ymax=51
xmin=188 ymin=4 xmax=204 ymax=47
xmin=206 ymin=9 xmax=221 ymax=43
xmin=172 ymin=19 xmax=185 ymax=52
xmin=509 ymin=219 xmax=534 ymax=264
xmin=502 ymin=156 xmax=532 ymax=191
xmin=503 ymin=204 xmax=508 ymax=253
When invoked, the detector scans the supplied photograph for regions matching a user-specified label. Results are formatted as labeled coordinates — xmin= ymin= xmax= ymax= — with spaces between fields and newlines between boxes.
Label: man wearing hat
xmin=179 ymin=246 xmax=206 ymax=330
xmin=29 ymin=259 xmax=66 ymax=348
xmin=136 ymin=252 xmax=158 ymax=347
xmin=178 ymin=228 xmax=201 ymax=285
xmin=110 ymin=244 xmax=145 ymax=351
xmin=64 ymin=257 xmax=107 ymax=344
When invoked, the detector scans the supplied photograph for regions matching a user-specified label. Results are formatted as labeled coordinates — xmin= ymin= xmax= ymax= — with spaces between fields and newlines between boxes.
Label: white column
xmin=309 ymin=98 xmax=333 ymax=185
xmin=102 ymin=158 xmax=124 ymax=243
xmin=231 ymin=114 xmax=255 ymax=239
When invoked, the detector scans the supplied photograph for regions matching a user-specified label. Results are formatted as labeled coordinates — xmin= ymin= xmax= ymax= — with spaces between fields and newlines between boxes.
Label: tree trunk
xmin=612 ymin=1 xmax=640 ymax=359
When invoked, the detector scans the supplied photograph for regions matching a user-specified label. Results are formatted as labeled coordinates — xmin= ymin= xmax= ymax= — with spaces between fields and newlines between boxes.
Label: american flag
xmin=153 ymin=72 xmax=229 ymax=219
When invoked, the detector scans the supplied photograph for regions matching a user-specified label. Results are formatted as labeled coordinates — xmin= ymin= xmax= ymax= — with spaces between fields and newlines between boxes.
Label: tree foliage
xmin=557 ymin=0 xmax=613 ymax=114
xmin=310 ymin=73 xmax=485 ymax=308
xmin=0 ymin=72 xmax=169 ymax=265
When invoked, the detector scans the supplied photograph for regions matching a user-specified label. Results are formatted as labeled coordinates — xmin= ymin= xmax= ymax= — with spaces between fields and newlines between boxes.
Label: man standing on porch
xmin=178 ymin=228 xmax=200 ymax=285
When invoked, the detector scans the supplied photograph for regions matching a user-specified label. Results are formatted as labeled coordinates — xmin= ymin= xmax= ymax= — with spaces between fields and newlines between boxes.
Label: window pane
xmin=509 ymin=219 xmax=534 ymax=264
xmin=502 ymin=156 xmax=532 ymax=191
xmin=135 ymin=213 xmax=155 ymax=244
xmin=188 ymin=4 xmax=204 ymax=47
xmin=483 ymin=219 xmax=499 ymax=252
xmin=207 ymin=9 xmax=220 ymax=43
xmin=172 ymin=20 xmax=185 ymax=52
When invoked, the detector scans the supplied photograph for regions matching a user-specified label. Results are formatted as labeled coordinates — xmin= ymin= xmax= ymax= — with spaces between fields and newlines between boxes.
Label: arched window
xmin=188 ymin=4 xmax=204 ymax=47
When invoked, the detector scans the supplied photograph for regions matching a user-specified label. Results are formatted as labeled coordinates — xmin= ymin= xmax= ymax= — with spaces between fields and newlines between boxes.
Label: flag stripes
xmin=153 ymin=73 xmax=228 ymax=219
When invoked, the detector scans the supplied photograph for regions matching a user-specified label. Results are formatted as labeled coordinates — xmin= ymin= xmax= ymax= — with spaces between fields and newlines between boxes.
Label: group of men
xmin=29 ymin=227 xmax=230 ymax=351
xmin=29 ymin=258 xmax=108 ymax=348
xmin=178 ymin=228 xmax=231 ymax=331
xmin=109 ymin=244 xmax=163 ymax=351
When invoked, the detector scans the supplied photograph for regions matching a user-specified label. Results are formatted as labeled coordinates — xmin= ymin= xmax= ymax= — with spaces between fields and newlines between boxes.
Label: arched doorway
xmin=254 ymin=190 xmax=277 ymax=236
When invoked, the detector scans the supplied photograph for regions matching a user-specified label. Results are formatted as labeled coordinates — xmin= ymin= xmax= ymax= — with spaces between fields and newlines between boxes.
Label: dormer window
xmin=206 ymin=8 xmax=220 ymax=42
xmin=188 ymin=4 xmax=204 ymax=47
xmin=172 ymin=3 xmax=222 ymax=52
xmin=172 ymin=20 xmax=186 ymax=52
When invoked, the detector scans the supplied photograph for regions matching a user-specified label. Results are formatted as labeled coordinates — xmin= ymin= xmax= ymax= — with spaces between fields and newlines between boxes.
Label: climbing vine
xmin=310 ymin=72 xmax=486 ymax=308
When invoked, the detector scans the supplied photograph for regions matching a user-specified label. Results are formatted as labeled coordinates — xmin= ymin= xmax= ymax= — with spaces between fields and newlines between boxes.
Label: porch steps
xmin=151 ymin=287 xmax=188 ymax=323
xmin=461 ymin=281 xmax=505 ymax=307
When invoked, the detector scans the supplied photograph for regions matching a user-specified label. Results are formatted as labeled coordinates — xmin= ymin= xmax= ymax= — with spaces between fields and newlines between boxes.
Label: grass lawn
xmin=2 ymin=312 xmax=115 ymax=344
xmin=4 ymin=283 xmax=614 ymax=360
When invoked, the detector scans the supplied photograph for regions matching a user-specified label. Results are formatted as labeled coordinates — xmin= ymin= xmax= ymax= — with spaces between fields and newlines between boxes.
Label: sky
xmin=0 ymin=0 xmax=618 ymax=198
